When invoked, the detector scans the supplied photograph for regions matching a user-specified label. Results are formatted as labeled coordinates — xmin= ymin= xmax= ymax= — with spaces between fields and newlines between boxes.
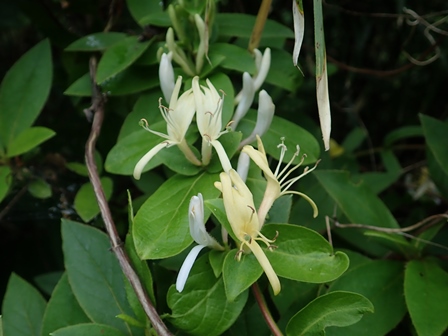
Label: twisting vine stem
xmin=252 ymin=282 xmax=284 ymax=336
xmin=84 ymin=57 xmax=172 ymax=336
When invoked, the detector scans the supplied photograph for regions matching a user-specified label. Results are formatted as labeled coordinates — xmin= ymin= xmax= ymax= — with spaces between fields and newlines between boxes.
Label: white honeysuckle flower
xmin=166 ymin=28 xmax=196 ymax=76
xmin=292 ymin=0 xmax=305 ymax=68
xmin=231 ymin=72 xmax=255 ymax=130
xmin=133 ymin=76 xmax=200 ymax=180
xmin=192 ymin=76 xmax=232 ymax=172
xmin=242 ymin=136 xmax=319 ymax=226
xmin=235 ymin=48 xmax=271 ymax=104
xmin=159 ymin=52 xmax=175 ymax=103
xmin=176 ymin=193 xmax=224 ymax=292
xmin=214 ymin=169 xmax=281 ymax=295
xmin=237 ymin=152 xmax=250 ymax=183
xmin=239 ymin=90 xmax=275 ymax=148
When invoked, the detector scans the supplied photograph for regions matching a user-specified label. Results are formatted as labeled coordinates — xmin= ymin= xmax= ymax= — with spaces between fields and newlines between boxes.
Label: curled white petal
xmin=316 ymin=64 xmax=331 ymax=151
xmin=159 ymin=52 xmax=175 ymax=103
xmin=292 ymin=0 xmax=305 ymax=67
xmin=211 ymin=140 xmax=232 ymax=173
xmin=253 ymin=48 xmax=271 ymax=91
xmin=133 ymin=142 xmax=171 ymax=180
xmin=232 ymin=72 xmax=255 ymax=130
xmin=176 ymin=244 xmax=206 ymax=292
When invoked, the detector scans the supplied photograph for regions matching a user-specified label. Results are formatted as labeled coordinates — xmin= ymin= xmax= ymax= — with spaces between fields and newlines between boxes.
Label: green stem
xmin=178 ymin=139 xmax=202 ymax=166
xmin=251 ymin=282 xmax=284 ymax=336
xmin=201 ymin=138 xmax=212 ymax=166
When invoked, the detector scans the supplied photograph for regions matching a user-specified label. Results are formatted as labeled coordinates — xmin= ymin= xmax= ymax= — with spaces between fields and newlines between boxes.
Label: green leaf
xmin=237 ymin=113 xmax=320 ymax=165
xmin=314 ymin=170 xmax=404 ymax=256
xmin=134 ymin=172 xmax=221 ymax=259
xmin=0 ymin=39 xmax=52 ymax=148
xmin=167 ymin=254 xmax=248 ymax=336
xmin=286 ymin=291 xmax=374 ymax=336
xmin=65 ymin=32 xmax=127 ymax=51
xmin=34 ymin=271 xmax=63 ymax=296
xmin=105 ymin=127 xmax=164 ymax=176
xmin=61 ymin=219 xmax=135 ymax=334
xmin=204 ymin=198 xmax=238 ymax=243
xmin=96 ymin=36 xmax=152 ymax=84
xmin=2 ymin=273 xmax=47 ymax=336
xmin=405 ymin=259 xmax=448 ymax=336
xmin=50 ymin=323 xmax=128 ymax=336
xmin=41 ymin=273 xmax=90 ymax=336
xmin=65 ymin=66 xmax=159 ymax=97
xmin=28 ymin=178 xmax=52 ymax=199
xmin=208 ymin=73 xmax=235 ymax=125
xmin=266 ymin=48 xmax=302 ymax=92
xmin=216 ymin=13 xmax=293 ymax=39
xmin=209 ymin=249 xmax=228 ymax=278
xmin=6 ymin=126 xmax=55 ymax=157
xmin=126 ymin=0 xmax=168 ymax=27
xmin=327 ymin=260 xmax=406 ymax=336
xmin=74 ymin=177 xmax=113 ymax=222
xmin=420 ymin=114 xmax=448 ymax=176
xmin=208 ymin=43 xmax=256 ymax=74
xmin=262 ymin=224 xmax=349 ymax=283
xmin=159 ymin=145 xmax=202 ymax=176
xmin=0 ymin=166 xmax=12 ymax=203
xmin=384 ymin=125 xmax=423 ymax=147
xmin=222 ymin=249 xmax=263 ymax=301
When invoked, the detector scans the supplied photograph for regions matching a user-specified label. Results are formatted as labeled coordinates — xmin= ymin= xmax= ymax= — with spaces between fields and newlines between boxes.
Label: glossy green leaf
xmin=41 ymin=273 xmax=90 ymax=336
xmin=65 ymin=66 xmax=159 ymax=97
xmin=314 ymin=170 xmax=404 ymax=256
xmin=204 ymin=198 xmax=238 ymax=243
xmin=134 ymin=172 xmax=221 ymax=259
xmin=6 ymin=126 xmax=55 ymax=157
xmin=0 ymin=166 xmax=12 ymax=203
xmin=126 ymin=0 xmax=169 ymax=27
xmin=0 ymin=39 xmax=52 ymax=148
xmin=61 ymin=219 xmax=135 ymax=334
xmin=222 ymin=249 xmax=263 ymax=301
xmin=96 ymin=36 xmax=152 ymax=84
xmin=208 ymin=72 xmax=234 ymax=126
xmin=237 ymin=113 xmax=320 ymax=165
xmin=159 ymin=145 xmax=202 ymax=176
xmin=65 ymin=33 xmax=127 ymax=51
xmin=327 ymin=260 xmax=406 ymax=336
xmin=209 ymin=249 xmax=228 ymax=278
xmin=216 ymin=13 xmax=293 ymax=39
xmin=51 ymin=323 xmax=127 ymax=336
xmin=28 ymin=178 xmax=52 ymax=199
xmin=420 ymin=114 xmax=448 ymax=176
xmin=286 ymin=291 xmax=373 ymax=336
xmin=167 ymin=254 xmax=248 ymax=336
xmin=208 ymin=43 xmax=256 ymax=74
xmin=262 ymin=224 xmax=349 ymax=282
xmin=405 ymin=259 xmax=448 ymax=336
xmin=74 ymin=177 xmax=113 ymax=222
xmin=384 ymin=125 xmax=423 ymax=147
xmin=2 ymin=273 xmax=47 ymax=336
xmin=266 ymin=48 xmax=302 ymax=91
xmin=105 ymin=127 xmax=165 ymax=175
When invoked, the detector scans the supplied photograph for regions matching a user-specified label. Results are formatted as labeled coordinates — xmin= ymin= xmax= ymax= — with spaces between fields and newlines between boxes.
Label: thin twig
xmin=84 ymin=57 xmax=172 ymax=336
xmin=248 ymin=0 xmax=272 ymax=52
xmin=0 ymin=185 xmax=28 ymax=222
xmin=251 ymin=282 xmax=284 ymax=336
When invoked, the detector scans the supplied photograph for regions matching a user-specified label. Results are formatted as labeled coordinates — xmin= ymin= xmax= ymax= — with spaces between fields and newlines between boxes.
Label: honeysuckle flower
xmin=292 ymin=0 xmax=305 ymax=68
xmin=159 ymin=52 xmax=175 ymax=103
xmin=234 ymin=48 xmax=271 ymax=104
xmin=214 ymin=169 xmax=281 ymax=295
xmin=237 ymin=152 xmax=250 ymax=183
xmin=176 ymin=193 xmax=224 ymax=292
xmin=231 ymin=72 xmax=255 ymax=130
xmin=192 ymin=76 xmax=232 ymax=172
xmin=133 ymin=76 xmax=201 ymax=180
xmin=242 ymin=136 xmax=319 ymax=226
xmin=239 ymin=90 xmax=275 ymax=148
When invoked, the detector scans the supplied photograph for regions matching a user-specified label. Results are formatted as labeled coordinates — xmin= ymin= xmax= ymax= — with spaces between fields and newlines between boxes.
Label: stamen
xmin=247 ymin=205 xmax=255 ymax=222
xmin=280 ymin=159 xmax=320 ymax=195
xmin=278 ymin=153 xmax=306 ymax=186
xmin=274 ymin=138 xmax=287 ymax=176
xmin=277 ymin=146 xmax=301 ymax=182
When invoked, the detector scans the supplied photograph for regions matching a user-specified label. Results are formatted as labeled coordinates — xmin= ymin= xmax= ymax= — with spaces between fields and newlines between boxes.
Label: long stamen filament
xmin=280 ymin=160 xmax=320 ymax=193
xmin=277 ymin=146 xmax=303 ymax=183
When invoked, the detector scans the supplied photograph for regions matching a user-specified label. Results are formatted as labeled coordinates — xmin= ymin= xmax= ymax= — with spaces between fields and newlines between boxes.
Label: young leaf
xmin=420 ymin=114 xmax=448 ymax=176
xmin=41 ymin=273 xmax=90 ymax=336
xmin=133 ymin=172 xmax=221 ymax=259
xmin=6 ymin=127 xmax=55 ymax=157
xmin=405 ymin=259 xmax=448 ymax=336
xmin=286 ymin=291 xmax=374 ymax=336
xmin=96 ymin=36 xmax=152 ymax=84
xmin=28 ymin=178 xmax=52 ymax=199
xmin=167 ymin=254 xmax=248 ymax=336
xmin=65 ymin=32 xmax=127 ymax=51
xmin=74 ymin=177 xmax=113 ymax=222
xmin=2 ymin=273 xmax=47 ymax=336
xmin=61 ymin=219 xmax=135 ymax=334
xmin=0 ymin=39 xmax=52 ymax=148
xmin=50 ymin=323 xmax=127 ymax=336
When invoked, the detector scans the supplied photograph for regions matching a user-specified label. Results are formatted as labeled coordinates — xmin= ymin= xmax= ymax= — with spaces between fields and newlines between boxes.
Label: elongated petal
xmin=232 ymin=72 xmax=255 ymax=129
xmin=253 ymin=48 xmax=271 ymax=91
xmin=176 ymin=244 xmax=206 ymax=292
xmin=292 ymin=0 xmax=305 ymax=67
xmin=133 ymin=142 xmax=170 ymax=180
xmin=159 ymin=52 xmax=175 ymax=103
xmin=248 ymin=240 xmax=281 ymax=295
xmin=316 ymin=63 xmax=331 ymax=151
xmin=169 ymin=76 xmax=183 ymax=108
xmin=211 ymin=140 xmax=232 ymax=173
xmin=237 ymin=152 xmax=250 ymax=182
